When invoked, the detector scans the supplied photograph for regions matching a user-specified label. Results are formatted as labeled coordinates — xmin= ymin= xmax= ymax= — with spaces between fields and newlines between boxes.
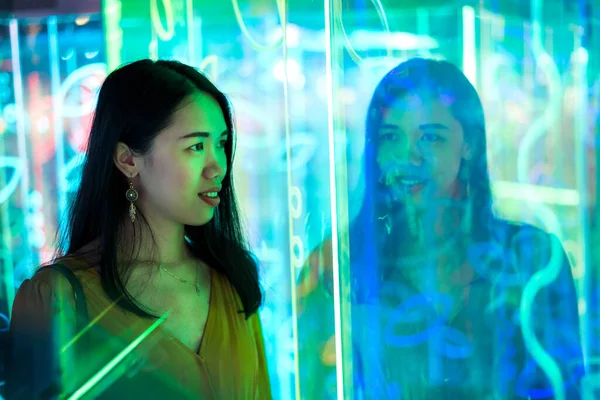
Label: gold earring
xmin=125 ymin=182 xmax=139 ymax=223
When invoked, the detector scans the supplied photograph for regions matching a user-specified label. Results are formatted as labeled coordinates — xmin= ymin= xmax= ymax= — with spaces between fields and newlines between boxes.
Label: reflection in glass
xmin=298 ymin=58 xmax=584 ymax=399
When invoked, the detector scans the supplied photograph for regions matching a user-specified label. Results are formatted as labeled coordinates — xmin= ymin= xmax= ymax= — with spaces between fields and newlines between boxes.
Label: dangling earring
xmin=125 ymin=181 xmax=139 ymax=223
xmin=459 ymin=160 xmax=471 ymax=198
xmin=377 ymin=214 xmax=392 ymax=235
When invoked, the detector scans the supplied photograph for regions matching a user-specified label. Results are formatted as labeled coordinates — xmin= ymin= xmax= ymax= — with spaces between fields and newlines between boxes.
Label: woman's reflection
xmin=298 ymin=58 xmax=583 ymax=399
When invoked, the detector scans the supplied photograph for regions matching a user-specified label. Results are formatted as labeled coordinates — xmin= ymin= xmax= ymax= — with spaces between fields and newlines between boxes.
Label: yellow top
xmin=7 ymin=258 xmax=271 ymax=399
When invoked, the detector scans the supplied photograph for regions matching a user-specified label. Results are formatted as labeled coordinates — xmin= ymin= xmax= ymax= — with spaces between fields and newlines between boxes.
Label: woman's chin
xmin=184 ymin=211 xmax=216 ymax=227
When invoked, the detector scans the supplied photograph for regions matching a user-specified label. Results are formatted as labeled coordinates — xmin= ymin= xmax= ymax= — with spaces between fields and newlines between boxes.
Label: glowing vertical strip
xmin=279 ymin=1 xmax=300 ymax=398
xmin=462 ymin=6 xmax=477 ymax=87
xmin=324 ymin=1 xmax=342 ymax=397
xmin=572 ymin=37 xmax=590 ymax=368
xmin=9 ymin=19 xmax=29 ymax=245
xmin=103 ymin=0 xmax=122 ymax=71
xmin=325 ymin=0 xmax=353 ymax=398
xmin=149 ymin=32 xmax=159 ymax=61
xmin=0 ymin=19 xmax=16 ymax=312
xmin=0 ymin=90 xmax=15 ymax=315
xmin=48 ymin=17 xmax=67 ymax=233
xmin=530 ymin=0 xmax=542 ymax=54
xmin=0 ymin=169 xmax=15 ymax=315
xmin=186 ymin=0 xmax=196 ymax=65
xmin=416 ymin=8 xmax=431 ymax=57
xmin=518 ymin=2 xmax=565 ymax=398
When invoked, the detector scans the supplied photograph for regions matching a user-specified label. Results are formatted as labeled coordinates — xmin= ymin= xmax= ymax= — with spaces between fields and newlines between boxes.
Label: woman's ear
xmin=114 ymin=142 xmax=140 ymax=178
xmin=462 ymin=142 xmax=473 ymax=162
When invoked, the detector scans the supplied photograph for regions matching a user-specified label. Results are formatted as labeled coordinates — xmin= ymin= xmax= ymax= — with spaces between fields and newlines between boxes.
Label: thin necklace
xmin=160 ymin=264 xmax=202 ymax=295
xmin=132 ymin=259 xmax=204 ymax=296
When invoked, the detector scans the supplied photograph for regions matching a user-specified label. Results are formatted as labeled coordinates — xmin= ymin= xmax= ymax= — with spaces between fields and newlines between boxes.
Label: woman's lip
xmin=407 ymin=182 xmax=426 ymax=193
xmin=399 ymin=179 xmax=428 ymax=194
xmin=199 ymin=186 xmax=221 ymax=194
xmin=198 ymin=193 xmax=220 ymax=207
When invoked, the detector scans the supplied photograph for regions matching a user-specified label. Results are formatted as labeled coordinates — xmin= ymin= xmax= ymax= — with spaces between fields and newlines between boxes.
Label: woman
xmin=6 ymin=59 xmax=271 ymax=399
xmin=297 ymin=58 xmax=583 ymax=399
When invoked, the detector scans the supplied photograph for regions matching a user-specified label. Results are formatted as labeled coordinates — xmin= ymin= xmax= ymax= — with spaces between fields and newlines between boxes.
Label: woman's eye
xmin=422 ymin=133 xmax=442 ymax=142
xmin=190 ymin=143 xmax=204 ymax=151
xmin=219 ymin=139 xmax=228 ymax=148
xmin=380 ymin=132 xmax=397 ymax=141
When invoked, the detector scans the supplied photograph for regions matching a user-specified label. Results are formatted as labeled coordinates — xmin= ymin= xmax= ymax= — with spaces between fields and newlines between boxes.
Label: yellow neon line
xmin=492 ymin=181 xmax=580 ymax=206
xmin=67 ymin=313 xmax=168 ymax=400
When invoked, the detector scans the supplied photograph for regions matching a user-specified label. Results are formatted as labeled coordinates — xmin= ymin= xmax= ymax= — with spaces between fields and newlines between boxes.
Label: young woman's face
xmin=136 ymin=92 xmax=229 ymax=226
xmin=376 ymin=90 xmax=472 ymax=208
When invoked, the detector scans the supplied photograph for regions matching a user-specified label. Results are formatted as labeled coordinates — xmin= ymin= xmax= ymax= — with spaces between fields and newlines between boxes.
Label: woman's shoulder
xmin=489 ymin=220 xmax=572 ymax=284
xmin=491 ymin=219 xmax=560 ymax=251
xmin=16 ymin=256 xmax=97 ymax=305
xmin=10 ymin=259 xmax=91 ymax=326
xmin=33 ymin=256 xmax=96 ymax=283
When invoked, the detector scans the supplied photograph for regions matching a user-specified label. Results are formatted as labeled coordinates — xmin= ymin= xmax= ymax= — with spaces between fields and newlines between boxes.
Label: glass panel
xmin=0 ymin=13 xmax=105 ymax=312
xmin=109 ymin=1 xmax=332 ymax=398
xmin=1 ymin=0 xmax=598 ymax=398
xmin=295 ymin=2 xmax=596 ymax=399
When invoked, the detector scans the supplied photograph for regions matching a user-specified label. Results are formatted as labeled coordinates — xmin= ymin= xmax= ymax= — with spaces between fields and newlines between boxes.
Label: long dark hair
xmin=350 ymin=58 xmax=495 ymax=299
xmin=55 ymin=59 xmax=261 ymax=319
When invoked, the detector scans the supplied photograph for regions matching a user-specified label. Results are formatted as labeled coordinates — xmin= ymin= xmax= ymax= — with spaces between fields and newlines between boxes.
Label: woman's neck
xmin=403 ymin=201 xmax=469 ymax=253
xmin=117 ymin=215 xmax=192 ymax=264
